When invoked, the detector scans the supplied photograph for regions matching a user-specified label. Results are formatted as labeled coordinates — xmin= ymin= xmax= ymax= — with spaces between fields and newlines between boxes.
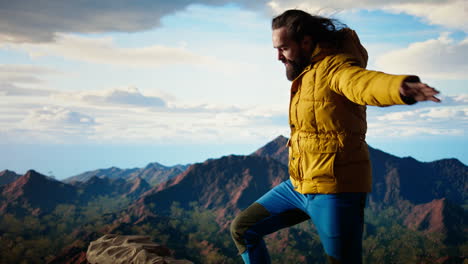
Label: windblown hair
xmin=272 ymin=9 xmax=347 ymax=47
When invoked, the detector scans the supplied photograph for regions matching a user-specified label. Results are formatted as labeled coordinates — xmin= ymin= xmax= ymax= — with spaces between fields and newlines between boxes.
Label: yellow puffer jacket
xmin=288 ymin=28 xmax=417 ymax=194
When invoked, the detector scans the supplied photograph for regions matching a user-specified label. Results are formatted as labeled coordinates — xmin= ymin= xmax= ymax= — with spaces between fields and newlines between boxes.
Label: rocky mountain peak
xmin=0 ymin=169 xmax=22 ymax=186
xmin=1 ymin=170 xmax=78 ymax=216
xmin=251 ymin=135 xmax=288 ymax=165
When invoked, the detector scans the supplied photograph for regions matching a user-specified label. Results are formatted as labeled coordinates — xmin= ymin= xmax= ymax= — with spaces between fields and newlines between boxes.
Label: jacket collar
xmin=291 ymin=42 xmax=337 ymax=82
xmin=291 ymin=28 xmax=369 ymax=82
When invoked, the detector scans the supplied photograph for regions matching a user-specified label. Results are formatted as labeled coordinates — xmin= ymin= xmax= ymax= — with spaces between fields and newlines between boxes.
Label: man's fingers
xmin=411 ymin=83 xmax=441 ymax=102
xmin=401 ymin=81 xmax=441 ymax=103
xmin=428 ymin=96 xmax=441 ymax=103
xmin=423 ymin=85 xmax=441 ymax=102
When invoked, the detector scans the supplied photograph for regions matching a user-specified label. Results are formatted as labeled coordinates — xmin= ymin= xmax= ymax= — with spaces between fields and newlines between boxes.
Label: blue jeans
xmin=234 ymin=180 xmax=366 ymax=264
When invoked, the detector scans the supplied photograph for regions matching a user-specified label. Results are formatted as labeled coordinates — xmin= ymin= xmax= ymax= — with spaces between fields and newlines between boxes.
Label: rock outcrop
xmin=0 ymin=169 xmax=21 ymax=186
xmin=86 ymin=234 xmax=192 ymax=264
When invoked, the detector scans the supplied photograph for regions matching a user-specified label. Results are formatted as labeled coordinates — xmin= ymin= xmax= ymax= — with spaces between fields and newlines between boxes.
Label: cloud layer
xmin=1 ymin=1 xmax=466 ymax=149
xmin=1 ymin=0 xmax=466 ymax=43
xmin=4 ymin=34 xmax=218 ymax=67
xmin=267 ymin=0 xmax=468 ymax=32
xmin=366 ymin=95 xmax=468 ymax=138
xmin=0 ymin=0 xmax=265 ymax=43
xmin=0 ymin=74 xmax=289 ymax=144
xmin=375 ymin=34 xmax=468 ymax=80
xmin=2 ymin=72 xmax=465 ymax=145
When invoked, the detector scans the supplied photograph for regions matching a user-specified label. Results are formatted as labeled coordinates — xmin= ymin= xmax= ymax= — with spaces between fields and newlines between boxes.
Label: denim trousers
xmin=234 ymin=179 xmax=366 ymax=264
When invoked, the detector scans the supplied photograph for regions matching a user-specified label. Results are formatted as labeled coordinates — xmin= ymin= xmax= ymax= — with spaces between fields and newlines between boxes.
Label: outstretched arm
xmin=327 ymin=55 xmax=442 ymax=106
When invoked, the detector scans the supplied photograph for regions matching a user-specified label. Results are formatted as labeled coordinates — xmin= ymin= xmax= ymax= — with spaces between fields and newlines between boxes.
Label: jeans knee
xmin=230 ymin=203 xmax=272 ymax=254
xmin=230 ymin=214 xmax=261 ymax=243
xmin=231 ymin=213 xmax=249 ymax=254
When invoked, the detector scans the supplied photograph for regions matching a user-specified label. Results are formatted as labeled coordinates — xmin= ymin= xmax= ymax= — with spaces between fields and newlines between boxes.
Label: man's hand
xmin=400 ymin=82 xmax=441 ymax=103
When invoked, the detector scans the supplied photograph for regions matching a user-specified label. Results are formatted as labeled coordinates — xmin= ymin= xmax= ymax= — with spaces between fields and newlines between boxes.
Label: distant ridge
xmin=251 ymin=135 xmax=288 ymax=165
xmin=64 ymin=166 xmax=139 ymax=183
xmin=0 ymin=170 xmax=151 ymax=217
xmin=367 ymin=146 xmax=466 ymax=206
xmin=0 ymin=169 xmax=21 ymax=186
xmin=0 ymin=170 xmax=78 ymax=216
xmin=123 ymin=154 xmax=289 ymax=225
xmin=70 ymin=175 xmax=151 ymax=200
xmin=64 ymin=162 xmax=189 ymax=186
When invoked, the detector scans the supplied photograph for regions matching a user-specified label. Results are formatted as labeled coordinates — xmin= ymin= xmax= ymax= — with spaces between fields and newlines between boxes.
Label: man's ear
xmin=301 ymin=35 xmax=313 ymax=52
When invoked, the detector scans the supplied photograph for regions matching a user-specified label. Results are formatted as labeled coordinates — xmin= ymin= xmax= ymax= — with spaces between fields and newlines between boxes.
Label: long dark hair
xmin=272 ymin=9 xmax=347 ymax=47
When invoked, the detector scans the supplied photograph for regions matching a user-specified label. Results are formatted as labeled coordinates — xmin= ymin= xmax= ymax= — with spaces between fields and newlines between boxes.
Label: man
xmin=230 ymin=9 xmax=440 ymax=264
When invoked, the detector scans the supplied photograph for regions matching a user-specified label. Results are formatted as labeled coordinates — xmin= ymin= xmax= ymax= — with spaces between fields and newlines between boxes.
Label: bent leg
xmin=231 ymin=203 xmax=309 ymax=264
xmin=231 ymin=180 xmax=310 ymax=264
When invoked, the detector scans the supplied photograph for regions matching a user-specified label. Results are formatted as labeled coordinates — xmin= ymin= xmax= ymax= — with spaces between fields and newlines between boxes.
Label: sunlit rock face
xmin=86 ymin=234 xmax=193 ymax=264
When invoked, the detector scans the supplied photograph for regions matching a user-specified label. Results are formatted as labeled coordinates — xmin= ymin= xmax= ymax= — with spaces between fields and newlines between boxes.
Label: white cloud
xmin=23 ymin=106 xmax=96 ymax=126
xmin=420 ymin=108 xmax=467 ymax=119
xmin=367 ymin=99 xmax=467 ymax=138
xmin=375 ymin=34 xmax=468 ymax=80
xmin=1 ymin=94 xmax=289 ymax=145
xmin=0 ymin=81 xmax=289 ymax=144
xmin=0 ymin=64 xmax=60 ymax=86
xmin=436 ymin=94 xmax=468 ymax=106
xmin=7 ymin=34 xmax=217 ymax=67
xmin=373 ymin=94 xmax=468 ymax=120
xmin=0 ymin=82 xmax=53 ymax=97
xmin=367 ymin=124 xmax=464 ymax=137
xmin=266 ymin=0 xmax=468 ymax=33
xmin=453 ymin=94 xmax=468 ymax=104
xmin=58 ymin=86 xmax=167 ymax=108
xmin=377 ymin=107 xmax=467 ymax=121
xmin=386 ymin=0 xmax=468 ymax=33
xmin=0 ymin=65 xmax=61 ymax=97
xmin=376 ymin=110 xmax=419 ymax=121
xmin=1 ymin=106 xmax=96 ymax=144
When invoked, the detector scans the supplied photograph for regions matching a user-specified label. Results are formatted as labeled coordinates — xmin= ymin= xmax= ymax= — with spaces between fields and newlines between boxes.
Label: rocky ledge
xmin=86 ymin=234 xmax=192 ymax=264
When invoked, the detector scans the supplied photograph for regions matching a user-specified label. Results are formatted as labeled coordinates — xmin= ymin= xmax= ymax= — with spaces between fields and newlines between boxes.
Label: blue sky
xmin=0 ymin=0 xmax=467 ymax=179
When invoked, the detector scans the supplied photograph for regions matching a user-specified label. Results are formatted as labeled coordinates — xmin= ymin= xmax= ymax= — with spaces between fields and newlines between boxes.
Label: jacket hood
xmin=309 ymin=28 xmax=368 ymax=68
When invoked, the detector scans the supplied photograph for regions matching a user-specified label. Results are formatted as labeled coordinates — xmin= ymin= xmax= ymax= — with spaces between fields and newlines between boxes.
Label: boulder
xmin=86 ymin=234 xmax=192 ymax=264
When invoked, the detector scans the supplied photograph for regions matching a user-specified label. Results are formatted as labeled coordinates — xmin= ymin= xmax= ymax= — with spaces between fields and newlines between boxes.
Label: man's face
xmin=272 ymin=27 xmax=311 ymax=81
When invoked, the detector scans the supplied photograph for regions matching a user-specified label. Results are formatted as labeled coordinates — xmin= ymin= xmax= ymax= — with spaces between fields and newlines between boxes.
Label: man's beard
xmin=284 ymin=52 xmax=310 ymax=81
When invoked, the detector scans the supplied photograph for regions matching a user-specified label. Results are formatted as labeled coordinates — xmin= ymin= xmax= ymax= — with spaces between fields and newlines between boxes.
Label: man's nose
xmin=277 ymin=50 xmax=284 ymax=61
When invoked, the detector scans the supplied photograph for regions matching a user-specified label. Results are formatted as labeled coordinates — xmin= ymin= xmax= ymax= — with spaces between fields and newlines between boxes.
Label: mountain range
xmin=0 ymin=135 xmax=466 ymax=263
xmin=64 ymin=162 xmax=189 ymax=186
xmin=0 ymin=169 xmax=21 ymax=186
xmin=0 ymin=170 xmax=151 ymax=217
xmin=118 ymin=136 xmax=466 ymax=239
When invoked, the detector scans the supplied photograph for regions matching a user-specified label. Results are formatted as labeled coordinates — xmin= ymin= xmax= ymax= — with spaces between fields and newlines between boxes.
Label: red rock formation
xmin=0 ymin=170 xmax=78 ymax=215
xmin=124 ymin=155 xmax=289 ymax=227
xmin=404 ymin=198 xmax=467 ymax=244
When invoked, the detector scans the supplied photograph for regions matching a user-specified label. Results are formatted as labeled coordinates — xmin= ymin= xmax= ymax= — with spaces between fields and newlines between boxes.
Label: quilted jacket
xmin=288 ymin=28 xmax=417 ymax=194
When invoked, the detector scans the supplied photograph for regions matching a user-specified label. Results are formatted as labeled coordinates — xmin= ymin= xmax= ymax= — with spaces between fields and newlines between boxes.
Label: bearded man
xmin=230 ymin=9 xmax=440 ymax=264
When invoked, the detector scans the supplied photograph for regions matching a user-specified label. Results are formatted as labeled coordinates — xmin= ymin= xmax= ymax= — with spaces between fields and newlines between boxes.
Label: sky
xmin=0 ymin=0 xmax=467 ymax=179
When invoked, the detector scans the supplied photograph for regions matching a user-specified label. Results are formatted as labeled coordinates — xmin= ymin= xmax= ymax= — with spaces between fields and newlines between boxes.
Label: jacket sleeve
xmin=325 ymin=54 xmax=419 ymax=106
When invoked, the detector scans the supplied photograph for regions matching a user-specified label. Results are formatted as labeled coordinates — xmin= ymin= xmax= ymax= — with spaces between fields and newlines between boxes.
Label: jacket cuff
xmin=399 ymin=75 xmax=420 ymax=105
xmin=400 ymin=95 xmax=417 ymax=105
